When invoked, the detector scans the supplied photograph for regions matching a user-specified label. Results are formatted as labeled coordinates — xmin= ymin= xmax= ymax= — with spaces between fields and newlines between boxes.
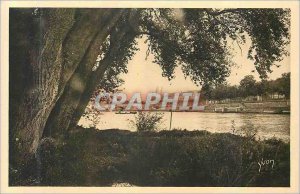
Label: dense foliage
xmin=91 ymin=8 xmax=290 ymax=92
xmin=201 ymin=73 xmax=290 ymax=101
xmin=35 ymin=127 xmax=289 ymax=187
xmin=124 ymin=9 xmax=289 ymax=85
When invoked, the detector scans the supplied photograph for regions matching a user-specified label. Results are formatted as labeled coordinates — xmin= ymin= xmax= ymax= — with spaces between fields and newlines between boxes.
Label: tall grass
xmin=36 ymin=127 xmax=289 ymax=187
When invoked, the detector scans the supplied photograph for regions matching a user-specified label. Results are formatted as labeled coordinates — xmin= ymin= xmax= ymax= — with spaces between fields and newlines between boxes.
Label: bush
xmin=35 ymin=127 xmax=289 ymax=187
xmin=131 ymin=112 xmax=164 ymax=132
xmin=239 ymin=120 xmax=258 ymax=140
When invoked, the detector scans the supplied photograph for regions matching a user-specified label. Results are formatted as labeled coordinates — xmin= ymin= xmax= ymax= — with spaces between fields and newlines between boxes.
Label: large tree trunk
xmin=10 ymin=9 xmax=76 ymax=184
xmin=9 ymin=8 xmax=126 ymax=184
xmin=42 ymin=10 xmax=126 ymax=139
xmin=43 ymin=10 xmax=140 ymax=138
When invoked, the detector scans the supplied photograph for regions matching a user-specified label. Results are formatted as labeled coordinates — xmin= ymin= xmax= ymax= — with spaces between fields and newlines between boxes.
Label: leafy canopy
xmin=98 ymin=8 xmax=290 ymax=89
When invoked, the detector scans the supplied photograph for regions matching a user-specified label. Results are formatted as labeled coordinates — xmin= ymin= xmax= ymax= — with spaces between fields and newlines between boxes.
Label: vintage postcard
xmin=0 ymin=0 xmax=299 ymax=193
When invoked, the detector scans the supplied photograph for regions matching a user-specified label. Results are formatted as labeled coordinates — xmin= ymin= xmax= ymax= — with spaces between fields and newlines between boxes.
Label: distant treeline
xmin=201 ymin=73 xmax=290 ymax=101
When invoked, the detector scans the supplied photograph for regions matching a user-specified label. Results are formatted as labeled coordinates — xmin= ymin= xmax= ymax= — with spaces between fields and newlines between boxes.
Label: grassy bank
xmin=35 ymin=127 xmax=290 ymax=187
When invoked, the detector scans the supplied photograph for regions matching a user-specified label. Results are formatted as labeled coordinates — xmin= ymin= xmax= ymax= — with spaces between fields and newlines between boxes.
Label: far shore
xmin=103 ymin=99 xmax=290 ymax=114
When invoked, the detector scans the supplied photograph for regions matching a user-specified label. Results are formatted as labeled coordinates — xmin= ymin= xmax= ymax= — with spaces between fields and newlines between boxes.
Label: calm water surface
xmin=79 ymin=112 xmax=290 ymax=142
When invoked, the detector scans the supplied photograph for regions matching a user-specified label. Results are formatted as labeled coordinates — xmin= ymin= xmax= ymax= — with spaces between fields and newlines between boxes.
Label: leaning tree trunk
xmin=43 ymin=9 xmax=140 ymax=138
xmin=68 ymin=10 xmax=141 ymax=129
xmin=42 ymin=10 xmax=126 ymax=139
xmin=9 ymin=8 xmax=125 ymax=184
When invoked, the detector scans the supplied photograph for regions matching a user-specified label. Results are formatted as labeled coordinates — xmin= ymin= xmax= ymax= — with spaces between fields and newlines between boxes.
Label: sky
xmin=119 ymin=36 xmax=290 ymax=94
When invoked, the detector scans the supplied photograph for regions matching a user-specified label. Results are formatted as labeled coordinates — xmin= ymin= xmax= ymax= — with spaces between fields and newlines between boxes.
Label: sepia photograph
xmin=1 ymin=1 xmax=299 ymax=193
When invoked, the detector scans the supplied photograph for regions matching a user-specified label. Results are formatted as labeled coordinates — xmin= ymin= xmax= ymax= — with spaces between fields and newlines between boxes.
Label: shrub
xmin=37 ymin=127 xmax=290 ymax=187
xmin=131 ymin=112 xmax=164 ymax=132
xmin=239 ymin=120 xmax=258 ymax=140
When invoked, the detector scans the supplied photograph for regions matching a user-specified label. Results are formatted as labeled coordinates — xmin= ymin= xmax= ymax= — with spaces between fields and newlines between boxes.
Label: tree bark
xmin=9 ymin=8 xmax=126 ymax=183
xmin=43 ymin=10 xmax=125 ymax=138
xmin=43 ymin=14 xmax=137 ymax=138
xmin=10 ymin=9 xmax=76 ymax=181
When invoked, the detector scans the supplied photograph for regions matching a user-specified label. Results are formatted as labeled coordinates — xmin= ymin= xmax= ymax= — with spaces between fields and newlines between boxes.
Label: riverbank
xmin=27 ymin=127 xmax=290 ymax=187
xmin=79 ymin=112 xmax=290 ymax=141
xmin=204 ymin=100 xmax=290 ymax=114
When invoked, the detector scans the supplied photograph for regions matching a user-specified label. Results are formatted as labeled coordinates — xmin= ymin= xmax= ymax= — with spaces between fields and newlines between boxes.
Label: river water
xmin=78 ymin=112 xmax=290 ymax=142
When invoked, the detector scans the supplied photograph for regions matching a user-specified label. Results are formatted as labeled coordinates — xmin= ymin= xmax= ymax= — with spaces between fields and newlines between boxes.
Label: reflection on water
xmin=78 ymin=112 xmax=290 ymax=142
